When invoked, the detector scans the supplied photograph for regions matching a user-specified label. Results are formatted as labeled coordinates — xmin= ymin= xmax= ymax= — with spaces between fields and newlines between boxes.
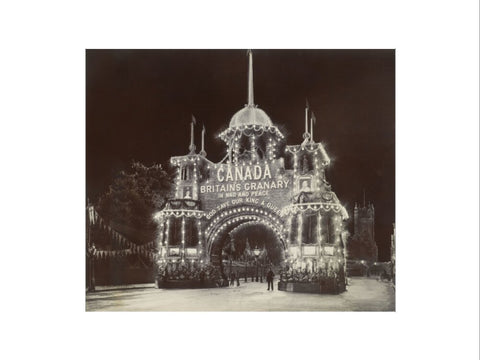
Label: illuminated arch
xmin=205 ymin=205 xmax=287 ymax=257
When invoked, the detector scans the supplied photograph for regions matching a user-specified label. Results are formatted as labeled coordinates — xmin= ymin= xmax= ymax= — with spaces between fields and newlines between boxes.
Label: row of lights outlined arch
xmin=206 ymin=214 xmax=286 ymax=254
xmin=205 ymin=205 xmax=285 ymax=237
xmin=228 ymin=220 xmax=286 ymax=249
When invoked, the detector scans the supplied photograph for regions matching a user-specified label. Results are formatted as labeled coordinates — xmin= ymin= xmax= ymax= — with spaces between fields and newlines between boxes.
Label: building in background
xmin=347 ymin=199 xmax=378 ymax=262
xmin=346 ymin=197 xmax=378 ymax=276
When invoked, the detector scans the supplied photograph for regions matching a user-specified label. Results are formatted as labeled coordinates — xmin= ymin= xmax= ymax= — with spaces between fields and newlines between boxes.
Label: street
xmin=86 ymin=277 xmax=395 ymax=311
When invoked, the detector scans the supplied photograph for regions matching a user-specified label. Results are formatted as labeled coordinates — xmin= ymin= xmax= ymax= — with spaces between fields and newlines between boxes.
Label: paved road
xmin=86 ymin=277 xmax=395 ymax=311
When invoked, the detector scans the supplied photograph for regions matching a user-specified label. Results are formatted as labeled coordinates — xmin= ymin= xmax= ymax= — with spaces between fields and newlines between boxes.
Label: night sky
xmin=86 ymin=49 xmax=395 ymax=261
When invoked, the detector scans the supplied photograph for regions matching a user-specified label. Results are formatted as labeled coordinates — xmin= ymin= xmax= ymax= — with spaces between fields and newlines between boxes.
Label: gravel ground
xmin=86 ymin=277 xmax=395 ymax=312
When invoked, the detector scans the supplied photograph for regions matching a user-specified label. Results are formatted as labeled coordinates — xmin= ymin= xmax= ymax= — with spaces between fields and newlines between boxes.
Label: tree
xmin=96 ymin=161 xmax=173 ymax=244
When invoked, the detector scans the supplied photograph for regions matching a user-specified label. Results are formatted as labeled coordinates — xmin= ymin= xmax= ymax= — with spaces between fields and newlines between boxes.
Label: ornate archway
xmin=205 ymin=204 xmax=287 ymax=260
xmin=153 ymin=51 xmax=349 ymax=292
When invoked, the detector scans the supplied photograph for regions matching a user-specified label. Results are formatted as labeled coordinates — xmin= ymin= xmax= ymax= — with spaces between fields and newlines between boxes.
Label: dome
xmin=229 ymin=105 xmax=273 ymax=128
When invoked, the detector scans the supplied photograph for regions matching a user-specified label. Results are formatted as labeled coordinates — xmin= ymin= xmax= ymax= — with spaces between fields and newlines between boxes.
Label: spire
xmin=303 ymin=99 xmax=310 ymax=143
xmin=200 ymin=124 xmax=206 ymax=157
xmin=247 ymin=49 xmax=254 ymax=106
xmin=310 ymin=111 xmax=316 ymax=143
xmin=305 ymin=99 xmax=309 ymax=134
xmin=363 ymin=188 xmax=366 ymax=208
xmin=189 ymin=115 xmax=196 ymax=154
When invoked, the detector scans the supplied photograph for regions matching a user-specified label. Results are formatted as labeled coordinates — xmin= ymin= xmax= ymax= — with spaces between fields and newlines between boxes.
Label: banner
xmin=88 ymin=206 xmax=157 ymax=260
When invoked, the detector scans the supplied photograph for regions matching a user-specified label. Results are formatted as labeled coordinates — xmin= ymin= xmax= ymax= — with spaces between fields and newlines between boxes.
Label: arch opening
xmin=205 ymin=205 xmax=286 ymax=255
xmin=206 ymin=207 xmax=287 ymax=278
xmin=211 ymin=221 xmax=285 ymax=263
xmin=210 ymin=220 xmax=286 ymax=279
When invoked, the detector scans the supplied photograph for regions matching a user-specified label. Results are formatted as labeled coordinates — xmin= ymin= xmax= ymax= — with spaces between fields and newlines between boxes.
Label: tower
xmin=354 ymin=202 xmax=375 ymax=243
xmin=218 ymin=50 xmax=283 ymax=165
xmin=350 ymin=199 xmax=377 ymax=262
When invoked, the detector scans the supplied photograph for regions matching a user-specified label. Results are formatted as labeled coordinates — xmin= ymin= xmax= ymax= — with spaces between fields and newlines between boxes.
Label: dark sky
xmin=86 ymin=49 xmax=395 ymax=261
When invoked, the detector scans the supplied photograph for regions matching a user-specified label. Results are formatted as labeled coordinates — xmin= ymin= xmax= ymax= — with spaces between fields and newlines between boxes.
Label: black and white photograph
xmin=86 ymin=49 xmax=395 ymax=311
xmin=2 ymin=1 xmax=478 ymax=359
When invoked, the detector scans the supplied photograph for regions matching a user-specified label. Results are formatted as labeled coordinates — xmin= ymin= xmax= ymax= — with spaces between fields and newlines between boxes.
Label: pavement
xmin=89 ymin=283 xmax=155 ymax=292
xmin=85 ymin=277 xmax=395 ymax=312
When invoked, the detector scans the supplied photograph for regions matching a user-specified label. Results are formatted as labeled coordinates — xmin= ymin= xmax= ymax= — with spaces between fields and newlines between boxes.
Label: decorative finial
xmin=189 ymin=115 xmax=196 ymax=154
xmin=247 ymin=49 xmax=254 ymax=107
xmin=303 ymin=98 xmax=310 ymax=140
xmin=310 ymin=111 xmax=316 ymax=143
xmin=200 ymin=124 xmax=207 ymax=157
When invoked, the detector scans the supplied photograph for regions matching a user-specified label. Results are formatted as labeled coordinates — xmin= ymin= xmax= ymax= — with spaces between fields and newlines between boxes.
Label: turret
xmin=218 ymin=50 xmax=285 ymax=164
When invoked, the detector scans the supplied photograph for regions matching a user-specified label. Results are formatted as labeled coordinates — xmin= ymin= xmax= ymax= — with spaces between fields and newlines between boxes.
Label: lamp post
xmin=260 ymin=256 xmax=264 ymax=283
xmin=244 ymin=256 xmax=247 ymax=282
xmin=253 ymin=247 xmax=260 ymax=282
xmin=88 ymin=244 xmax=96 ymax=292
xmin=360 ymin=260 xmax=369 ymax=277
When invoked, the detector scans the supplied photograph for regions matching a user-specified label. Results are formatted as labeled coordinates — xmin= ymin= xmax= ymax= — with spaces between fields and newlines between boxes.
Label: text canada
xmin=216 ymin=164 xmax=271 ymax=182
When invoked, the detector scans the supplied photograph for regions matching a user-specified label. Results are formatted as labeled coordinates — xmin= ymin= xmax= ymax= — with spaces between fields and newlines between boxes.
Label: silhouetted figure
xmin=236 ymin=272 xmax=240 ymax=286
xmin=266 ymin=268 xmax=275 ymax=291
xmin=230 ymin=272 xmax=236 ymax=286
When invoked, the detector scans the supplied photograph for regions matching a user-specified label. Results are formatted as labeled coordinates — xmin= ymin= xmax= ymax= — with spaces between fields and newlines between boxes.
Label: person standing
xmin=266 ymin=268 xmax=275 ymax=291
xmin=230 ymin=272 xmax=236 ymax=287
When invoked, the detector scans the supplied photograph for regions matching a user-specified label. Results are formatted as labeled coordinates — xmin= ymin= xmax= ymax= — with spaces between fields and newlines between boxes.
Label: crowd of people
xmin=225 ymin=268 xmax=276 ymax=290
xmin=279 ymin=267 xmax=343 ymax=283
xmin=158 ymin=263 xmax=347 ymax=289
xmin=157 ymin=263 xmax=222 ymax=282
